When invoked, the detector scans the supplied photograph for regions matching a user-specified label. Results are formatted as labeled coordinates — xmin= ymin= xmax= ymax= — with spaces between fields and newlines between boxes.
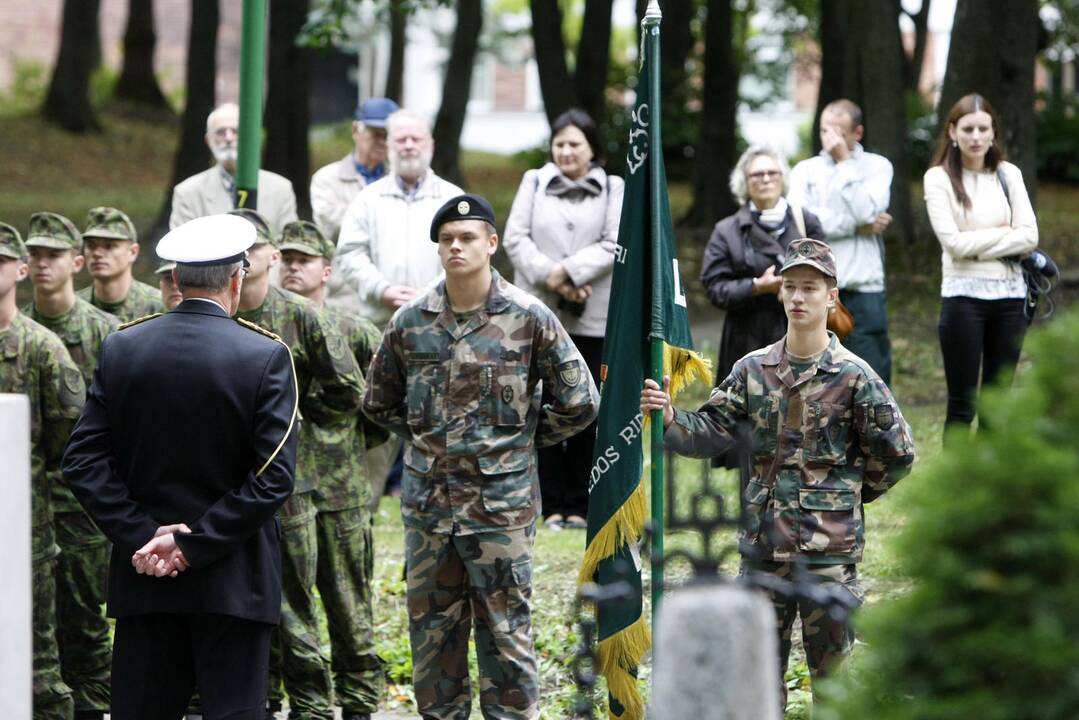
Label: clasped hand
xmin=132 ymin=523 xmax=192 ymax=578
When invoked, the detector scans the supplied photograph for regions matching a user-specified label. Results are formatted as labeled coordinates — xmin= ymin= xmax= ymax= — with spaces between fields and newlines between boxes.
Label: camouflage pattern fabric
xmin=25 ymin=212 xmax=83 ymax=251
xmin=362 ymin=268 xmax=600 ymax=536
xmin=268 ymin=491 xmax=333 ymax=719
xmin=81 ymin=206 xmax=137 ymax=242
xmin=77 ymin=279 xmax=165 ymax=324
xmin=666 ymin=333 xmax=915 ymax=565
xmin=0 ymin=220 xmax=28 ymax=259
xmin=405 ymin=523 xmax=538 ymax=720
xmin=0 ymin=313 xmax=85 ymax=719
xmin=742 ymin=561 xmax=864 ymax=709
xmin=315 ymin=506 xmax=383 ymax=713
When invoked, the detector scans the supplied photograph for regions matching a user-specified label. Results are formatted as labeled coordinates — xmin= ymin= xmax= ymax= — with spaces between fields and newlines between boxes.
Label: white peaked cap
xmin=157 ymin=214 xmax=256 ymax=266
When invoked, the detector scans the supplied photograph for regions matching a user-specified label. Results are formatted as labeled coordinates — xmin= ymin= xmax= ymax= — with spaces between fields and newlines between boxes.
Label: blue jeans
xmin=839 ymin=290 xmax=892 ymax=385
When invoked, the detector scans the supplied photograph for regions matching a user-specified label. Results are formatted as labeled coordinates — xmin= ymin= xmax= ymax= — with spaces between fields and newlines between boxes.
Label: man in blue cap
xmin=311 ymin=97 xmax=399 ymax=245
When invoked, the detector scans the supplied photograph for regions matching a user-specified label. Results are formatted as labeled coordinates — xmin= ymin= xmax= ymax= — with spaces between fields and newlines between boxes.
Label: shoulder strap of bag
xmin=790 ymin=203 xmax=807 ymax=237
xmin=996 ymin=167 xmax=1010 ymax=204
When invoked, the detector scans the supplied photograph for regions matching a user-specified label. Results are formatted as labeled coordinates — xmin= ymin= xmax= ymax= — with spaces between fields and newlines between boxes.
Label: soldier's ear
xmin=72 ymin=253 xmax=86 ymax=273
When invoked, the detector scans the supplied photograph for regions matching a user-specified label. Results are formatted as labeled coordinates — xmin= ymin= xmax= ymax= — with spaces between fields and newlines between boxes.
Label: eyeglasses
xmin=748 ymin=170 xmax=782 ymax=181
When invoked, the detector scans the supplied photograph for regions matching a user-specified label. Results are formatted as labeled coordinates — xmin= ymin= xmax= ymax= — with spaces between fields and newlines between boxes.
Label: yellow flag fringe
xmin=578 ymin=342 xmax=711 ymax=719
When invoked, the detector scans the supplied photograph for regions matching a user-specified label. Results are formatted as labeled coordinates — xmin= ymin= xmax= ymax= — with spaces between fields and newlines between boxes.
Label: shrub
xmin=818 ymin=308 xmax=1079 ymax=720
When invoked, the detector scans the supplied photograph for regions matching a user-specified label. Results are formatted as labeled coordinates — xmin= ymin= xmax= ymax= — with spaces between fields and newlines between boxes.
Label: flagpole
xmin=236 ymin=0 xmax=267 ymax=210
xmin=643 ymin=0 xmax=665 ymax=628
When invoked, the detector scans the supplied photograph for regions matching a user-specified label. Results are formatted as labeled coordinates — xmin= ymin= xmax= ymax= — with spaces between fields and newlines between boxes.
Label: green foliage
xmin=1035 ymin=97 xmax=1079 ymax=184
xmin=904 ymin=90 xmax=938 ymax=179
xmin=818 ymin=309 xmax=1079 ymax=720
xmin=0 ymin=60 xmax=48 ymax=116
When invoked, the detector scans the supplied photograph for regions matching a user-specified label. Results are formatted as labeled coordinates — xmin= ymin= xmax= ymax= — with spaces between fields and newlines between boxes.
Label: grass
xmin=3 ymin=107 xmax=1076 ymax=718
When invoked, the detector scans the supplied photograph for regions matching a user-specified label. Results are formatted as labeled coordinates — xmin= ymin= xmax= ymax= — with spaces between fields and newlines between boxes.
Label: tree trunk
xmin=688 ymin=0 xmax=739 ymax=228
xmin=530 ymin=0 xmax=574 ymax=126
xmin=938 ymin=0 xmax=1039 ymax=203
xmin=573 ymin=0 xmax=614 ymax=126
xmin=431 ymin=0 xmax=483 ymax=186
xmin=903 ymin=0 xmax=931 ymax=93
xmin=42 ymin=0 xmax=103 ymax=132
xmin=264 ymin=0 xmax=312 ymax=218
xmin=658 ymin=0 xmax=696 ymax=178
xmin=812 ymin=0 xmax=849 ymax=153
xmin=384 ymin=0 xmax=407 ymax=102
xmin=156 ymin=0 xmax=218 ymax=233
xmin=114 ymin=0 xmax=173 ymax=114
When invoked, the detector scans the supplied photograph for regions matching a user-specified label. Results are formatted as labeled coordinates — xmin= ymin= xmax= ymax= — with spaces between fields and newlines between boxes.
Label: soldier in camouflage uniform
xmin=154 ymin=261 xmax=183 ymax=310
xmin=233 ymin=209 xmax=366 ymax=719
xmin=362 ymin=194 xmax=600 ymax=720
xmin=76 ymin=207 xmax=164 ymax=322
xmin=0 ymin=222 xmax=84 ymax=720
xmin=279 ymin=220 xmax=386 ymax=719
xmin=23 ymin=213 xmax=118 ymax=719
xmin=641 ymin=238 xmax=915 ymax=709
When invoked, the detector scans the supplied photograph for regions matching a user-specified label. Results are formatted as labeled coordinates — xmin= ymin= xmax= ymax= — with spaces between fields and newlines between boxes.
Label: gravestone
xmin=0 ymin=395 xmax=33 ymax=718
xmin=651 ymin=583 xmax=781 ymax=720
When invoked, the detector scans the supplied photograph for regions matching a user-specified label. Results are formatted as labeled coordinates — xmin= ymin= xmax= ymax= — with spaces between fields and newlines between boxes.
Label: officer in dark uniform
xmin=62 ymin=214 xmax=299 ymax=720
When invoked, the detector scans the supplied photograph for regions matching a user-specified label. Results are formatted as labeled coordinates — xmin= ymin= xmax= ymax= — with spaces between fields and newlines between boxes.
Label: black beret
xmin=429 ymin=194 xmax=496 ymax=242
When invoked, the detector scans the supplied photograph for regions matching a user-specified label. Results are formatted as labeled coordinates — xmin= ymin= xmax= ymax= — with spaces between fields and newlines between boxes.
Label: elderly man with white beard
xmin=170 ymin=102 xmax=298 ymax=236
xmin=332 ymin=109 xmax=463 ymax=324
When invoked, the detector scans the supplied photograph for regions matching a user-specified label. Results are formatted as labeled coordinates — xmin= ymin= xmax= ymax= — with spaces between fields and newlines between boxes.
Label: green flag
xmin=578 ymin=16 xmax=709 ymax=719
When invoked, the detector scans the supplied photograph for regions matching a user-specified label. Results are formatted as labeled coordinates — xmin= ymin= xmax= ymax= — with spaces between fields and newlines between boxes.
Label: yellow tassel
xmin=644 ymin=344 xmax=712 ymax=432
xmin=578 ymin=484 xmax=647 ymax=585
xmin=596 ymin=615 xmax=652 ymax=720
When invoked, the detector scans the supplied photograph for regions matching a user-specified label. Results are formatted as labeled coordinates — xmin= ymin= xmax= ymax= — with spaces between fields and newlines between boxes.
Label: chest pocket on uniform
xmin=481 ymin=363 xmax=530 ymax=427
xmin=807 ymin=401 xmax=851 ymax=464
xmin=747 ymin=394 xmax=779 ymax=457
xmin=406 ymin=361 xmax=445 ymax=428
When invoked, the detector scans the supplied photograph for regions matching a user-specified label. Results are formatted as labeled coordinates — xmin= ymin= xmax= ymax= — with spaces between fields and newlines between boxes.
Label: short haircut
xmin=823 ymin=99 xmax=863 ymax=128
xmin=550 ymin=108 xmax=605 ymax=165
xmin=386 ymin=109 xmax=431 ymax=140
xmin=729 ymin=145 xmax=791 ymax=205
xmin=206 ymin=102 xmax=239 ymax=133
xmin=174 ymin=261 xmax=242 ymax=291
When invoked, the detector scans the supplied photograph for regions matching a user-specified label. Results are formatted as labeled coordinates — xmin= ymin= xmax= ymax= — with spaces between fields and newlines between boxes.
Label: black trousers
xmin=111 ymin=612 xmax=273 ymax=720
xmin=539 ymin=334 xmax=604 ymax=519
xmin=938 ymin=296 xmax=1026 ymax=437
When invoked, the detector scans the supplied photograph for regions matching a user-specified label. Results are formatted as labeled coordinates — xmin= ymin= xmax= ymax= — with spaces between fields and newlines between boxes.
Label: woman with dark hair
xmin=924 ymin=93 xmax=1038 ymax=438
xmin=503 ymin=108 xmax=624 ymax=530
xmin=701 ymin=144 xmax=825 ymax=384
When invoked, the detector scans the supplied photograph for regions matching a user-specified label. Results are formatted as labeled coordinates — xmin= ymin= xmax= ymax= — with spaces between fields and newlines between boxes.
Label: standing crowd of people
xmin=0 ymin=89 xmax=1041 ymax=719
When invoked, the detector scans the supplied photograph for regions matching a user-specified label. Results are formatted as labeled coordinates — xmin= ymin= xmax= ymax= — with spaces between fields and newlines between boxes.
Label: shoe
xmin=544 ymin=514 xmax=565 ymax=531
xmin=564 ymin=515 xmax=587 ymax=529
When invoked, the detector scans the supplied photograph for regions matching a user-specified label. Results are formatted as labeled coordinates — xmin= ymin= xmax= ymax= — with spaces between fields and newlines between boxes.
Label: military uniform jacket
xmin=362 ymin=269 xmax=600 ymax=535
xmin=0 ymin=313 xmax=85 ymax=561
xmin=62 ymin=300 xmax=299 ymax=623
xmin=238 ymin=286 xmax=365 ymax=495
xmin=666 ymin=334 xmax=915 ymax=564
xmin=308 ymin=305 xmax=383 ymax=512
xmin=77 ymin=279 xmax=166 ymax=324
xmin=26 ymin=297 xmax=119 ymax=513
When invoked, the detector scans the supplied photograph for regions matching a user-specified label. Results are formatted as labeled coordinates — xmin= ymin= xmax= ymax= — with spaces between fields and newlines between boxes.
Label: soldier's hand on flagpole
xmin=641 ymin=377 xmax=674 ymax=428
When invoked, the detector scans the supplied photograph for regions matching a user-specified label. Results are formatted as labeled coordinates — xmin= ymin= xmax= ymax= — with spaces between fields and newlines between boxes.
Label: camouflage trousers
xmin=269 ymin=492 xmax=333 ymax=719
xmin=404 ymin=523 xmax=539 ymax=720
xmin=744 ymin=561 xmax=864 ymax=709
xmin=33 ymin=533 xmax=75 ymax=720
xmin=315 ymin=505 xmax=385 ymax=714
xmin=55 ymin=509 xmax=111 ymax=713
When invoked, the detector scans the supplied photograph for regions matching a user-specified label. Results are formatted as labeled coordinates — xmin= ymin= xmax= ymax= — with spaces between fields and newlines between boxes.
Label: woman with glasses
xmin=701 ymin=145 xmax=826 ymax=388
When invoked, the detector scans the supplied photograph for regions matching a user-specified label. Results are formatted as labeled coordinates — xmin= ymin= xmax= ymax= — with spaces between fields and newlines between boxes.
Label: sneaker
xmin=564 ymin=515 xmax=587 ymax=529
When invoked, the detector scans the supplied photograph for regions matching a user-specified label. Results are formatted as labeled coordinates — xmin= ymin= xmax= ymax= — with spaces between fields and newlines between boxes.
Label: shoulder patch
xmin=118 ymin=312 xmax=163 ymax=330
xmin=236 ymin=317 xmax=283 ymax=343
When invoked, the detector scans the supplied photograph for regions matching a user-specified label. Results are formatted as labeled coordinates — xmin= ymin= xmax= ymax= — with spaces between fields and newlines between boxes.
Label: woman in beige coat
xmin=503 ymin=109 xmax=624 ymax=529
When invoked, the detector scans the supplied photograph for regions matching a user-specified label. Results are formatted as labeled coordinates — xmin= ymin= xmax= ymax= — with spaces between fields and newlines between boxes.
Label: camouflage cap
xmin=227 ymin=208 xmax=273 ymax=245
xmin=780 ymin=238 xmax=837 ymax=279
xmin=0 ymin=222 xmax=28 ymax=261
xmin=26 ymin=212 xmax=84 ymax=251
xmin=83 ymin=206 xmax=137 ymax=242
xmin=278 ymin=220 xmax=334 ymax=260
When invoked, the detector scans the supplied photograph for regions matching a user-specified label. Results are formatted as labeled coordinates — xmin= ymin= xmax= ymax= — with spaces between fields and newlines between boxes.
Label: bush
xmin=818 ymin=309 xmax=1079 ymax=720
xmin=1036 ymin=98 xmax=1079 ymax=184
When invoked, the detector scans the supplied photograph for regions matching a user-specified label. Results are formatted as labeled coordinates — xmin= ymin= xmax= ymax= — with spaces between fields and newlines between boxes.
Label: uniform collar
xmin=0 ymin=313 xmax=26 ymax=358
xmin=762 ymin=333 xmax=842 ymax=388
xmin=422 ymin=268 xmax=511 ymax=339
xmin=174 ymin=297 xmax=230 ymax=318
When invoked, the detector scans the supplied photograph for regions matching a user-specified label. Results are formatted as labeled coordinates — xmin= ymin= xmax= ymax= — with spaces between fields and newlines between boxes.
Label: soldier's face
xmin=28 ymin=247 xmax=84 ymax=291
xmin=159 ymin=271 xmax=183 ymax=310
xmin=84 ymin=238 xmax=138 ymax=281
xmin=0 ymin=256 xmax=29 ymax=298
xmin=245 ymin=243 xmax=279 ymax=281
xmin=280 ymin=251 xmax=330 ymax=297
xmin=437 ymin=220 xmax=497 ymax=277
xmin=779 ymin=266 xmax=837 ymax=330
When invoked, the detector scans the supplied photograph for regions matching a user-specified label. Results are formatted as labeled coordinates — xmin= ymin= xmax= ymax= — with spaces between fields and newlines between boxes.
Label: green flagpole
xmin=236 ymin=0 xmax=267 ymax=210
xmin=643 ymin=0 xmax=665 ymax=628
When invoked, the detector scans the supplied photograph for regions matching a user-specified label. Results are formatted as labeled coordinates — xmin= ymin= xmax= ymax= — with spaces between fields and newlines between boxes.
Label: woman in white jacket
xmin=924 ymin=93 xmax=1038 ymax=439
xmin=503 ymin=109 xmax=624 ymax=529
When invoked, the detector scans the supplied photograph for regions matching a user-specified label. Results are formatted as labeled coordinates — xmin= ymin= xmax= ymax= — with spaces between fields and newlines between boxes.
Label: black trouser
xmin=110 ymin=613 xmax=272 ymax=720
xmin=938 ymin=296 xmax=1026 ymax=438
xmin=539 ymin=334 xmax=604 ymax=519
xmin=839 ymin=289 xmax=892 ymax=386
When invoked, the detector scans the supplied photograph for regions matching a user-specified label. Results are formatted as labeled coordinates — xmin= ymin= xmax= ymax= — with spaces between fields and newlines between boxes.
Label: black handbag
xmin=997 ymin=169 xmax=1060 ymax=323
